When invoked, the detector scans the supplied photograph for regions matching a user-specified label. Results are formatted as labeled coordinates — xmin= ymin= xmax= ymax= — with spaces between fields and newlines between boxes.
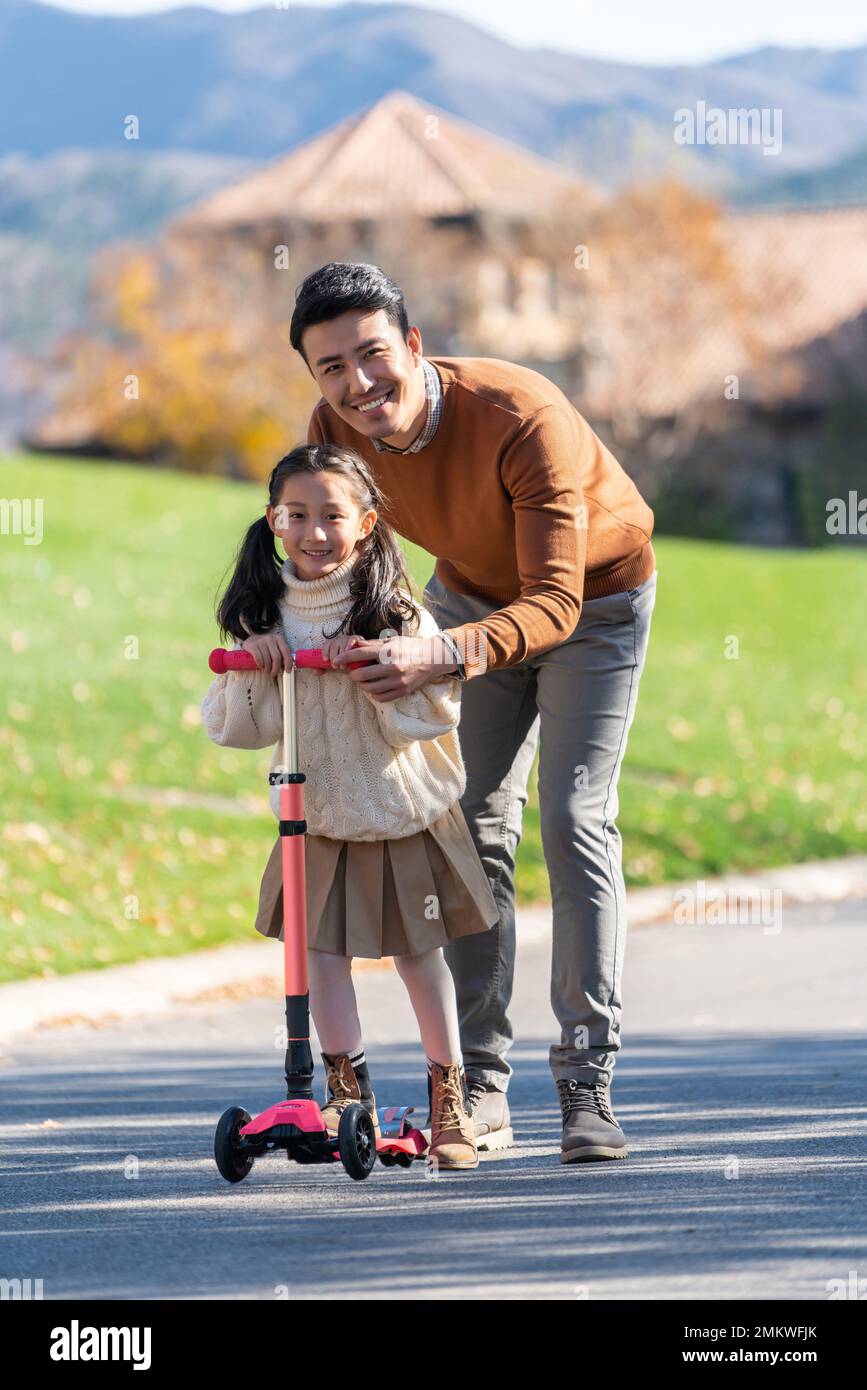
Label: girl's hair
xmin=215 ymin=443 xmax=422 ymax=644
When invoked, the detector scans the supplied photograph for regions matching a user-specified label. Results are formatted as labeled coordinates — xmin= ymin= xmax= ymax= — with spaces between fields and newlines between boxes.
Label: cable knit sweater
xmin=200 ymin=553 xmax=467 ymax=840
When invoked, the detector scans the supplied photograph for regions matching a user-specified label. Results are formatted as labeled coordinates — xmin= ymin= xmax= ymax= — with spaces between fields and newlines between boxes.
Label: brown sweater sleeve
xmin=307 ymin=400 xmax=599 ymax=677
xmin=443 ymin=405 xmax=586 ymax=676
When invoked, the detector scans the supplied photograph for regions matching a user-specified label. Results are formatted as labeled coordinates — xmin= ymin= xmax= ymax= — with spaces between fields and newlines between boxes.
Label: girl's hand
xmin=241 ymin=631 xmax=293 ymax=677
xmin=320 ymin=633 xmax=368 ymax=667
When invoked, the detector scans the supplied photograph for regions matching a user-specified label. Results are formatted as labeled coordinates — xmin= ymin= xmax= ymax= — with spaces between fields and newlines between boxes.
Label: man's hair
xmin=289 ymin=262 xmax=411 ymax=363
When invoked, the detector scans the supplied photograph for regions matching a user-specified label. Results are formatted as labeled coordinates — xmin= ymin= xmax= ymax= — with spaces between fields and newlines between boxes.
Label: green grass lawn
xmin=2 ymin=451 xmax=865 ymax=982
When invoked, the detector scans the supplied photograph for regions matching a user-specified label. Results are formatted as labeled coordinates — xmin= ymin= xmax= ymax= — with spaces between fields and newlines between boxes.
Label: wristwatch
xmin=438 ymin=631 xmax=467 ymax=682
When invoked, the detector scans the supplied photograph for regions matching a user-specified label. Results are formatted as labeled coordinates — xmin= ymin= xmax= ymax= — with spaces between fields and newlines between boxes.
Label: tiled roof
xmin=727 ymin=204 xmax=867 ymax=356
xmin=170 ymin=89 xmax=593 ymax=230
xmin=580 ymin=203 xmax=867 ymax=417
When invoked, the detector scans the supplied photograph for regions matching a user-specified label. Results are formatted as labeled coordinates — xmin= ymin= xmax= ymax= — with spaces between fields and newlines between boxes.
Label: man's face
xmin=302 ymin=309 xmax=425 ymax=444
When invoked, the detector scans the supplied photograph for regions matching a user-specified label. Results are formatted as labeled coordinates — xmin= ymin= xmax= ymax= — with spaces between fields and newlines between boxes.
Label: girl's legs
xmin=395 ymin=947 xmax=477 ymax=1168
xmin=307 ymin=948 xmax=362 ymax=1055
xmin=307 ymin=948 xmax=379 ymax=1134
xmin=308 ymin=945 xmax=464 ymax=1065
xmin=393 ymin=946 xmax=463 ymax=1066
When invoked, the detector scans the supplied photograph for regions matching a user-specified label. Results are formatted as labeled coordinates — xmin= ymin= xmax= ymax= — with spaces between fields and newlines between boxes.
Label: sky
xmin=39 ymin=0 xmax=867 ymax=67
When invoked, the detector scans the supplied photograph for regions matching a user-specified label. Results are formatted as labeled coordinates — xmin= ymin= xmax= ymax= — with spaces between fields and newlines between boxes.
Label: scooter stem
xmin=276 ymin=663 xmax=314 ymax=1100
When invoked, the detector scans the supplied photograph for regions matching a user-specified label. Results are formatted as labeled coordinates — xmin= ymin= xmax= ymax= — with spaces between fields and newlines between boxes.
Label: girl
xmin=201 ymin=443 xmax=499 ymax=1170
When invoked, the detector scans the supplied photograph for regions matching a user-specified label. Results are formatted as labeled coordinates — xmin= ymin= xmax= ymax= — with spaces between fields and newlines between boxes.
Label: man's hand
xmin=331 ymin=634 xmax=459 ymax=702
xmin=320 ymin=633 xmax=369 ymax=665
xmin=241 ymin=631 xmax=293 ymax=677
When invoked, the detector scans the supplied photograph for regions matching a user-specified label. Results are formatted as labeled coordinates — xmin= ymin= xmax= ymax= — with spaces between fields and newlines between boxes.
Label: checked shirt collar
xmin=370 ymin=357 xmax=442 ymax=454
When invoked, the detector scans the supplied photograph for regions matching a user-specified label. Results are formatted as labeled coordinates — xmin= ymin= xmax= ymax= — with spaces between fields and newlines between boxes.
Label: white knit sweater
xmin=201 ymin=553 xmax=467 ymax=840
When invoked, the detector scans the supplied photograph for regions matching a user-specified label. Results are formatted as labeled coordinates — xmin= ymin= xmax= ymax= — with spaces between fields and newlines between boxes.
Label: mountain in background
xmin=737 ymin=142 xmax=867 ymax=206
xmin=3 ymin=0 xmax=867 ymax=194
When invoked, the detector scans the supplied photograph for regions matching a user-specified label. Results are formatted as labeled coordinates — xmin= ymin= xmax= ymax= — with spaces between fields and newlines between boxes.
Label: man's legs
xmin=534 ymin=573 xmax=657 ymax=1087
xmin=423 ymin=574 xmax=539 ymax=1093
xmin=423 ymin=569 xmax=657 ymax=1106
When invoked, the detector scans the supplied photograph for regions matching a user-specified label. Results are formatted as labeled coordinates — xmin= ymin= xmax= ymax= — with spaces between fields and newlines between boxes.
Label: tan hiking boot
xmin=427 ymin=1060 xmax=478 ymax=1170
xmin=320 ymin=1052 xmax=381 ymax=1139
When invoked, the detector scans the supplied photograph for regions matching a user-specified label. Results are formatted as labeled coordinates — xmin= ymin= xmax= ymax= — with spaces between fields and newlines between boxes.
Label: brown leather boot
xmin=321 ymin=1052 xmax=381 ymax=1139
xmin=427 ymin=1060 xmax=478 ymax=1170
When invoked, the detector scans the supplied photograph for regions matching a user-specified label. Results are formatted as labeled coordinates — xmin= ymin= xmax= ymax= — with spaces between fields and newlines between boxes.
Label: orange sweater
xmin=308 ymin=356 xmax=655 ymax=678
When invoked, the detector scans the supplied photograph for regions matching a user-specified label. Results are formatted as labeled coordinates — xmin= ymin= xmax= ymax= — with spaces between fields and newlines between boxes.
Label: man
xmin=286 ymin=261 xmax=656 ymax=1163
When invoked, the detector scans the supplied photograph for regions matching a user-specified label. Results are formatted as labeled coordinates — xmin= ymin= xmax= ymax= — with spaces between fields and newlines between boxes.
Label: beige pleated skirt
xmin=253 ymin=800 xmax=500 ymax=958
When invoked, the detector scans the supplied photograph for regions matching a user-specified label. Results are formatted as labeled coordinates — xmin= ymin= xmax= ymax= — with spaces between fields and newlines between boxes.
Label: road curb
xmin=2 ymin=855 xmax=865 ymax=1046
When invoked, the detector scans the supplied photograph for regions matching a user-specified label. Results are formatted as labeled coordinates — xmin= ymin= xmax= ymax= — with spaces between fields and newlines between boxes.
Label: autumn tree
xmin=51 ymin=238 xmax=318 ymax=478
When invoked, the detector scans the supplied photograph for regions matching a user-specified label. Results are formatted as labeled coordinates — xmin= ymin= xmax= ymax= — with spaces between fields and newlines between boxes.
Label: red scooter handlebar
xmin=208 ymin=647 xmax=373 ymax=674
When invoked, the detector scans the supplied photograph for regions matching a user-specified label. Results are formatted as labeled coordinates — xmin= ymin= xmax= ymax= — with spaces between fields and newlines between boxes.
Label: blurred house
xmin=597 ymin=204 xmax=867 ymax=544
xmin=27 ymin=91 xmax=867 ymax=544
xmin=165 ymin=88 xmax=600 ymax=363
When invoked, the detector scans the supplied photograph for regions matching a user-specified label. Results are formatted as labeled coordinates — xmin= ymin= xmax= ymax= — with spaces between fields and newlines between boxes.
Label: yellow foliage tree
xmin=52 ymin=240 xmax=319 ymax=479
xmin=580 ymin=179 xmax=761 ymax=432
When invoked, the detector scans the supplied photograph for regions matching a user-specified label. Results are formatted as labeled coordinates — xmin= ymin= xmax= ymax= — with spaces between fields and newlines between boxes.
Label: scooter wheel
xmin=395 ymin=1153 xmax=414 ymax=1169
xmin=214 ymin=1106 xmax=254 ymax=1184
xmin=378 ymin=1151 xmax=397 ymax=1167
xmin=338 ymin=1103 xmax=377 ymax=1181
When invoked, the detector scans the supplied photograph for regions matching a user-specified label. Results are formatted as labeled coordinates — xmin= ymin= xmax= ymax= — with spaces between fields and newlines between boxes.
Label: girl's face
xmin=267 ymin=470 xmax=376 ymax=582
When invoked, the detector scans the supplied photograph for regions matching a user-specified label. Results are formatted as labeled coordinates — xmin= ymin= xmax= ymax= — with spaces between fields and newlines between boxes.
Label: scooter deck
xmin=239 ymin=1097 xmax=428 ymax=1161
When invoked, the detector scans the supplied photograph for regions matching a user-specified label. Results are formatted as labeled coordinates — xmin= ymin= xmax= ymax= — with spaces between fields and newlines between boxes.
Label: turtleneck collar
xmin=279 ymin=551 xmax=358 ymax=610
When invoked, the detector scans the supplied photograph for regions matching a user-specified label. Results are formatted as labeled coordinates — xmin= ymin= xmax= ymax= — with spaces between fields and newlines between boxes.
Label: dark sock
xmin=321 ymin=1047 xmax=371 ymax=1103
xmin=352 ymin=1057 xmax=374 ymax=1106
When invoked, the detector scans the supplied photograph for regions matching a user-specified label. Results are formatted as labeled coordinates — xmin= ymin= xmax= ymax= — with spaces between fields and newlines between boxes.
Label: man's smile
xmin=351 ymin=387 xmax=394 ymax=415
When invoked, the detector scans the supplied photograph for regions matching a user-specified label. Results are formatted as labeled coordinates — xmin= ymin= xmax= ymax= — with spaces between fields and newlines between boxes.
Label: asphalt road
xmin=2 ymin=899 xmax=866 ymax=1300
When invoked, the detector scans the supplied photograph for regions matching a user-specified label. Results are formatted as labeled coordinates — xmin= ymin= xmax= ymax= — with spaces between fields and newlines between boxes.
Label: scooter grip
xmin=208 ymin=647 xmax=374 ymax=674
xmin=209 ymin=648 xmax=258 ymax=673
xmin=294 ymin=648 xmax=373 ymax=672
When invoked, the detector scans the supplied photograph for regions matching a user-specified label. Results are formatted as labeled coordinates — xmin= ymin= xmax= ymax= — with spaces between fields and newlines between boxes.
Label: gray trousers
xmin=422 ymin=569 xmax=658 ymax=1090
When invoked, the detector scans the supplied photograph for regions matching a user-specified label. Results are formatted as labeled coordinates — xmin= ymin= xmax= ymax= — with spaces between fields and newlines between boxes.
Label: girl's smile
xmin=267 ymin=471 xmax=376 ymax=581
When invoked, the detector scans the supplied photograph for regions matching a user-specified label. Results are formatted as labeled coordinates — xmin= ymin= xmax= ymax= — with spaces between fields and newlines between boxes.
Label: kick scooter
xmin=208 ymin=645 xmax=428 ymax=1182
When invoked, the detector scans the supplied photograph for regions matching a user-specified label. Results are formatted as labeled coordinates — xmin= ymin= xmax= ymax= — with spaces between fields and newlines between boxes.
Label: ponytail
xmin=216 ymin=514 xmax=284 ymax=642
